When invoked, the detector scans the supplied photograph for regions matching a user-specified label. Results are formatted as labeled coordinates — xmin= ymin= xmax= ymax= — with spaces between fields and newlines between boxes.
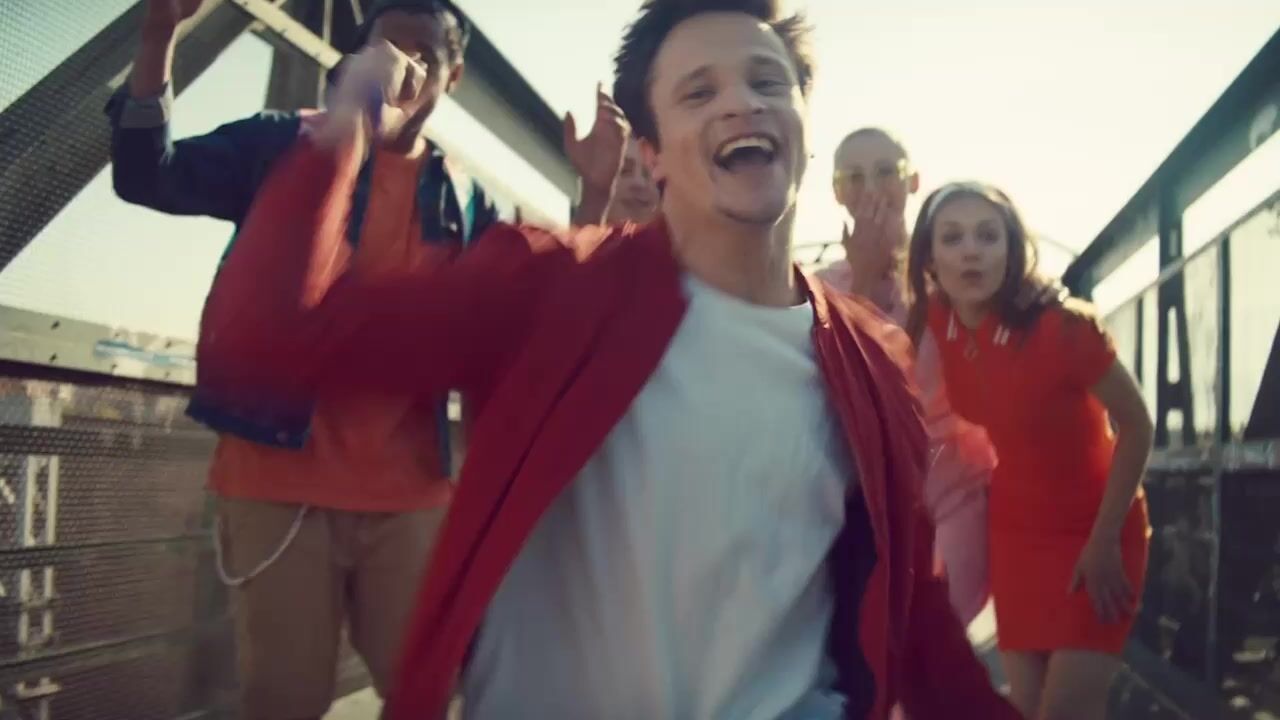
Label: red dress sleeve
xmin=1059 ymin=300 xmax=1117 ymax=389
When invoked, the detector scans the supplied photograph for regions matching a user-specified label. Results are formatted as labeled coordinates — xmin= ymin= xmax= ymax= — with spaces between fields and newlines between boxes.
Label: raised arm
xmin=565 ymin=84 xmax=628 ymax=227
xmin=1066 ymin=307 xmax=1153 ymax=625
xmin=300 ymin=219 xmax=573 ymax=399
xmin=196 ymin=130 xmax=573 ymax=432
xmin=107 ymin=0 xmax=297 ymax=222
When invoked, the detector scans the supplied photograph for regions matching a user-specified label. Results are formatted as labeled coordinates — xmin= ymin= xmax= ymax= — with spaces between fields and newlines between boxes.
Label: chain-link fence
xmin=0 ymin=368 xmax=231 ymax=719
xmin=0 ymin=365 xmax=375 ymax=720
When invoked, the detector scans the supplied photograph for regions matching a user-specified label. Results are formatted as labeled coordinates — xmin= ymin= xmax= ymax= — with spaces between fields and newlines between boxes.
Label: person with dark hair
xmin=103 ymin=1 xmax=532 ymax=717
xmin=202 ymin=1 xmax=1023 ymax=718
xmin=905 ymin=181 xmax=1153 ymax=720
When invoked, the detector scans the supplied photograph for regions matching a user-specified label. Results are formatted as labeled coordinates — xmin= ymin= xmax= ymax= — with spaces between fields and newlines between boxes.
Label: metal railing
xmin=0 ymin=314 xmax=375 ymax=719
xmin=1101 ymin=188 xmax=1280 ymax=718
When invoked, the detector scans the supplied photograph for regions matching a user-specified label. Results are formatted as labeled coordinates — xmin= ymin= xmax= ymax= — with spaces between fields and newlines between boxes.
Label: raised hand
xmin=133 ymin=0 xmax=205 ymax=97
xmin=143 ymin=0 xmax=204 ymax=34
xmin=845 ymin=192 xmax=904 ymax=280
xmin=564 ymin=83 xmax=630 ymax=193
xmin=320 ymin=40 xmax=441 ymax=151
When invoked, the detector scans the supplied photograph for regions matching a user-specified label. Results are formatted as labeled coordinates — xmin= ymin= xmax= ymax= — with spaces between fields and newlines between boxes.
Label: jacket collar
xmin=632 ymin=216 xmax=828 ymax=322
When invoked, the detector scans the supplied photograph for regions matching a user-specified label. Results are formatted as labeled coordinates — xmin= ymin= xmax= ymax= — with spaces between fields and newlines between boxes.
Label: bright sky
xmin=460 ymin=0 xmax=1279 ymax=265
xmin=1 ymin=0 xmax=1277 ymax=341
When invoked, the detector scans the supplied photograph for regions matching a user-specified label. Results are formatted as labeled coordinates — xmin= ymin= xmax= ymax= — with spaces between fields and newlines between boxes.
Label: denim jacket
xmin=105 ymin=86 xmax=495 ymax=471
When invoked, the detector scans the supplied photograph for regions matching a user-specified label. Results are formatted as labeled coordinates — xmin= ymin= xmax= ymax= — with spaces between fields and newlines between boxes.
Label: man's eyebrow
xmin=670 ymin=65 xmax=713 ymax=92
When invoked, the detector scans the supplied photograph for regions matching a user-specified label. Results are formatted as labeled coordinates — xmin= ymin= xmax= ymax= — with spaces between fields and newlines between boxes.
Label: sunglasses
xmin=833 ymin=158 xmax=909 ymax=188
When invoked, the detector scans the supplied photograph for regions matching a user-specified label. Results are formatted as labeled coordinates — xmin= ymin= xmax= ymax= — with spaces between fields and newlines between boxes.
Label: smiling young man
xmin=204 ymin=1 xmax=1024 ymax=718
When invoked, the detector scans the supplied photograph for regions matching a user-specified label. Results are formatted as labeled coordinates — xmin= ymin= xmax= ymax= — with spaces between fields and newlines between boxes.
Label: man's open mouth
xmin=713 ymin=133 xmax=779 ymax=172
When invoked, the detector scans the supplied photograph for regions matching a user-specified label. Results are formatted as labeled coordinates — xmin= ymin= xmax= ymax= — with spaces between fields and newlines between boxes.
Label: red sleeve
xmin=899 ymin=510 xmax=1023 ymax=720
xmin=1059 ymin=302 xmax=1117 ymax=389
xmin=206 ymin=139 xmax=571 ymax=416
xmin=301 ymin=222 xmax=571 ymax=396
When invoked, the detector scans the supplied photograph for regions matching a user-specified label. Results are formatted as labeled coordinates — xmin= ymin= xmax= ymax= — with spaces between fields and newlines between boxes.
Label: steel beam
xmin=253 ymin=0 xmax=360 ymax=111
xmin=228 ymin=0 xmax=575 ymax=196
xmin=1154 ymin=192 xmax=1195 ymax=447
xmin=0 ymin=1 xmax=253 ymax=274
xmin=1218 ymin=235 xmax=1231 ymax=442
xmin=452 ymin=27 xmax=576 ymax=197
xmin=263 ymin=0 xmax=331 ymax=111
xmin=0 ymin=304 xmax=195 ymax=386
xmin=1245 ymin=323 xmax=1280 ymax=440
xmin=1064 ymin=29 xmax=1280 ymax=294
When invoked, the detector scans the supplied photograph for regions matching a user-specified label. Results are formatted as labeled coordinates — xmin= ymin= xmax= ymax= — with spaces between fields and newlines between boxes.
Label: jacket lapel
xmin=806 ymin=278 xmax=929 ymax=715
xmin=392 ymin=222 xmax=687 ymax=718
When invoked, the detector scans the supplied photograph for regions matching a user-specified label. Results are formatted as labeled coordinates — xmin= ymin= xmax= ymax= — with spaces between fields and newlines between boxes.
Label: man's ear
xmin=908 ymin=171 xmax=921 ymax=194
xmin=639 ymin=135 xmax=663 ymax=186
xmin=445 ymin=61 xmax=465 ymax=93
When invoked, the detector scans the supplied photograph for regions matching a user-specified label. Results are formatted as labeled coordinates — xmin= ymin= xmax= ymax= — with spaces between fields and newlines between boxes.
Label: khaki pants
xmin=217 ymin=498 xmax=445 ymax=720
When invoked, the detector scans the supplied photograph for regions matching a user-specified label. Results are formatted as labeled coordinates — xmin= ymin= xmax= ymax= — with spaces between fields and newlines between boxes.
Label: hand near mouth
xmin=846 ymin=193 xmax=905 ymax=281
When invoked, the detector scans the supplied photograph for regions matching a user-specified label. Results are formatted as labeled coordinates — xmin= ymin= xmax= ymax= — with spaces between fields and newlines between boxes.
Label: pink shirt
xmin=815 ymin=260 xmax=993 ymax=623
xmin=813 ymin=262 xmax=906 ymax=325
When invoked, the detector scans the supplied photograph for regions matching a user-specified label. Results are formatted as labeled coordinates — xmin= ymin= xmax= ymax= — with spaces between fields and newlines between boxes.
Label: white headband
xmin=922 ymin=181 xmax=992 ymax=225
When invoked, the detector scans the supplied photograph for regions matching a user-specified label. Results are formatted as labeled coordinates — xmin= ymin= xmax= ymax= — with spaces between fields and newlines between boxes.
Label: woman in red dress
xmin=904 ymin=181 xmax=1153 ymax=720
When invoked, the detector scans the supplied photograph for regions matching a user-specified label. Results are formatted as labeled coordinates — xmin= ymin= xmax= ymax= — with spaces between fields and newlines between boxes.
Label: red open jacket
xmin=207 ymin=139 xmax=1020 ymax=720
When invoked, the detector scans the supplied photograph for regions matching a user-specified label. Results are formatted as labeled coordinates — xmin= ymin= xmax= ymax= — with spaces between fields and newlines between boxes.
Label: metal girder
xmin=263 ymin=0 xmax=332 ymax=111
xmin=1064 ymin=29 xmax=1280 ymax=294
xmin=0 ymin=304 xmax=195 ymax=387
xmin=1218 ymin=236 xmax=1231 ymax=443
xmin=1245 ymin=323 xmax=1280 ymax=440
xmin=1154 ymin=198 xmax=1195 ymax=447
xmin=230 ymin=0 xmax=343 ymax=69
xmin=249 ymin=0 xmax=358 ymax=111
xmin=452 ymin=26 xmax=576 ymax=197
xmin=0 ymin=1 xmax=253 ymax=275
xmin=228 ymin=0 xmax=575 ymax=197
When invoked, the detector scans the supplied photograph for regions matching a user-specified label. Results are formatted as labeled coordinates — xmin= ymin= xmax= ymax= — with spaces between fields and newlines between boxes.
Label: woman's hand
xmin=1069 ymin=534 xmax=1136 ymax=624
xmin=845 ymin=192 xmax=905 ymax=279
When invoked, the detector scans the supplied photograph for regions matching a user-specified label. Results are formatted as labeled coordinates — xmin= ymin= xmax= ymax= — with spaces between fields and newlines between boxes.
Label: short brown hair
xmin=354 ymin=0 xmax=469 ymax=64
xmin=612 ymin=0 xmax=815 ymax=145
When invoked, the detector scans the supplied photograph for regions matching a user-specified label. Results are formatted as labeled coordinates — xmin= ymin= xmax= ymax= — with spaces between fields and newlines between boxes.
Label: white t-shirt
xmin=461 ymin=273 xmax=856 ymax=719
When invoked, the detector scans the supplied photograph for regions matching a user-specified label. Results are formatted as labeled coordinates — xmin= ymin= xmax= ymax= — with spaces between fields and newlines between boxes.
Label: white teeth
xmin=715 ymin=135 xmax=777 ymax=161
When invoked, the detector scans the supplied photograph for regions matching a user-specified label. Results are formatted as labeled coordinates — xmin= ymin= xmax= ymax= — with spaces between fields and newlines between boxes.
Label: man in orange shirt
xmin=106 ymin=1 xmax=625 ymax=717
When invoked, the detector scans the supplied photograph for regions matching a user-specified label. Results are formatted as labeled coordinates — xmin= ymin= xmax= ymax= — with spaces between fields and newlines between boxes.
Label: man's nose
xmin=719 ymin=80 xmax=767 ymax=118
